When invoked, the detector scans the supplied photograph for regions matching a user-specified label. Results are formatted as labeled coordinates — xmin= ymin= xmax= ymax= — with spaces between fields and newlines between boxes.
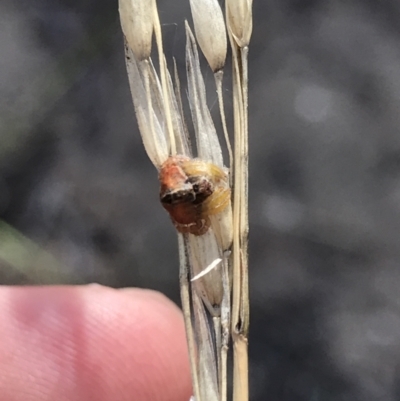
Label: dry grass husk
xmin=119 ymin=1 xmax=252 ymax=400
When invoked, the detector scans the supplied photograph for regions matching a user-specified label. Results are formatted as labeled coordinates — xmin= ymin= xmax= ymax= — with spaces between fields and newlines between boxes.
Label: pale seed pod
xmin=189 ymin=0 xmax=227 ymax=72
xmin=119 ymin=0 xmax=155 ymax=61
xmin=226 ymin=0 xmax=253 ymax=48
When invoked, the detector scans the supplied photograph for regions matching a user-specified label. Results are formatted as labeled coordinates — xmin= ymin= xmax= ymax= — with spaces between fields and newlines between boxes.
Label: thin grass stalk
xmin=233 ymin=43 xmax=250 ymax=401
xmin=215 ymin=70 xmax=233 ymax=182
xmin=152 ymin=4 xmax=176 ymax=155
xmin=226 ymin=0 xmax=252 ymax=399
xmin=220 ymin=256 xmax=231 ymax=401
xmin=141 ymin=60 xmax=157 ymax=163
xmin=230 ymin=43 xmax=249 ymax=400
xmin=178 ymin=234 xmax=203 ymax=401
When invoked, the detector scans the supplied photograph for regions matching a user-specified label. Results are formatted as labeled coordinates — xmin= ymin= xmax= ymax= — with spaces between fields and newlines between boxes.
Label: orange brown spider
xmin=159 ymin=155 xmax=231 ymax=235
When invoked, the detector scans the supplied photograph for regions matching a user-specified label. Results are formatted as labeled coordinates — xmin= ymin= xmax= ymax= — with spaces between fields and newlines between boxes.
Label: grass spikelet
xmin=118 ymin=1 xmax=252 ymax=400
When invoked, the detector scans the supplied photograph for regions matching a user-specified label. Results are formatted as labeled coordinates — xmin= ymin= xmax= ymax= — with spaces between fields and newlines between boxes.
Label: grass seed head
xmin=226 ymin=0 xmax=253 ymax=47
xmin=189 ymin=0 xmax=227 ymax=72
xmin=119 ymin=0 xmax=155 ymax=60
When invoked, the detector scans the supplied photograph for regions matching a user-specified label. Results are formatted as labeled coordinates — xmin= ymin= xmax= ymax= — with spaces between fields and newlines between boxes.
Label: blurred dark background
xmin=2 ymin=0 xmax=400 ymax=399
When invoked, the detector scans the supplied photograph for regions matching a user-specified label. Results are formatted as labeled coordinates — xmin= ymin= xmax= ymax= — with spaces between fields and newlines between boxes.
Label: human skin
xmin=0 ymin=285 xmax=192 ymax=401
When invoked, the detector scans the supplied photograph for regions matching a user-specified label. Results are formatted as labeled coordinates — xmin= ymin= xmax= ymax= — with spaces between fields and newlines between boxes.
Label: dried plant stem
xmin=178 ymin=234 xmax=201 ymax=401
xmin=220 ymin=259 xmax=231 ymax=401
xmin=230 ymin=40 xmax=250 ymax=401
xmin=215 ymin=70 xmax=233 ymax=179
xmin=152 ymin=5 xmax=176 ymax=155
xmin=141 ymin=60 xmax=156 ymax=156
xmin=213 ymin=316 xmax=222 ymax=382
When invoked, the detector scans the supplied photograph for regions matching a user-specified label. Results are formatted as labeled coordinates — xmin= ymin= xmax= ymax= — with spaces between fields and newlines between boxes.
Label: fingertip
xmin=0 ymin=285 xmax=192 ymax=401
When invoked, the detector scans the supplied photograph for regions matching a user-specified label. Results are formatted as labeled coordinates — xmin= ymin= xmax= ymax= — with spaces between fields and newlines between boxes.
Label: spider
xmin=159 ymin=155 xmax=231 ymax=235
